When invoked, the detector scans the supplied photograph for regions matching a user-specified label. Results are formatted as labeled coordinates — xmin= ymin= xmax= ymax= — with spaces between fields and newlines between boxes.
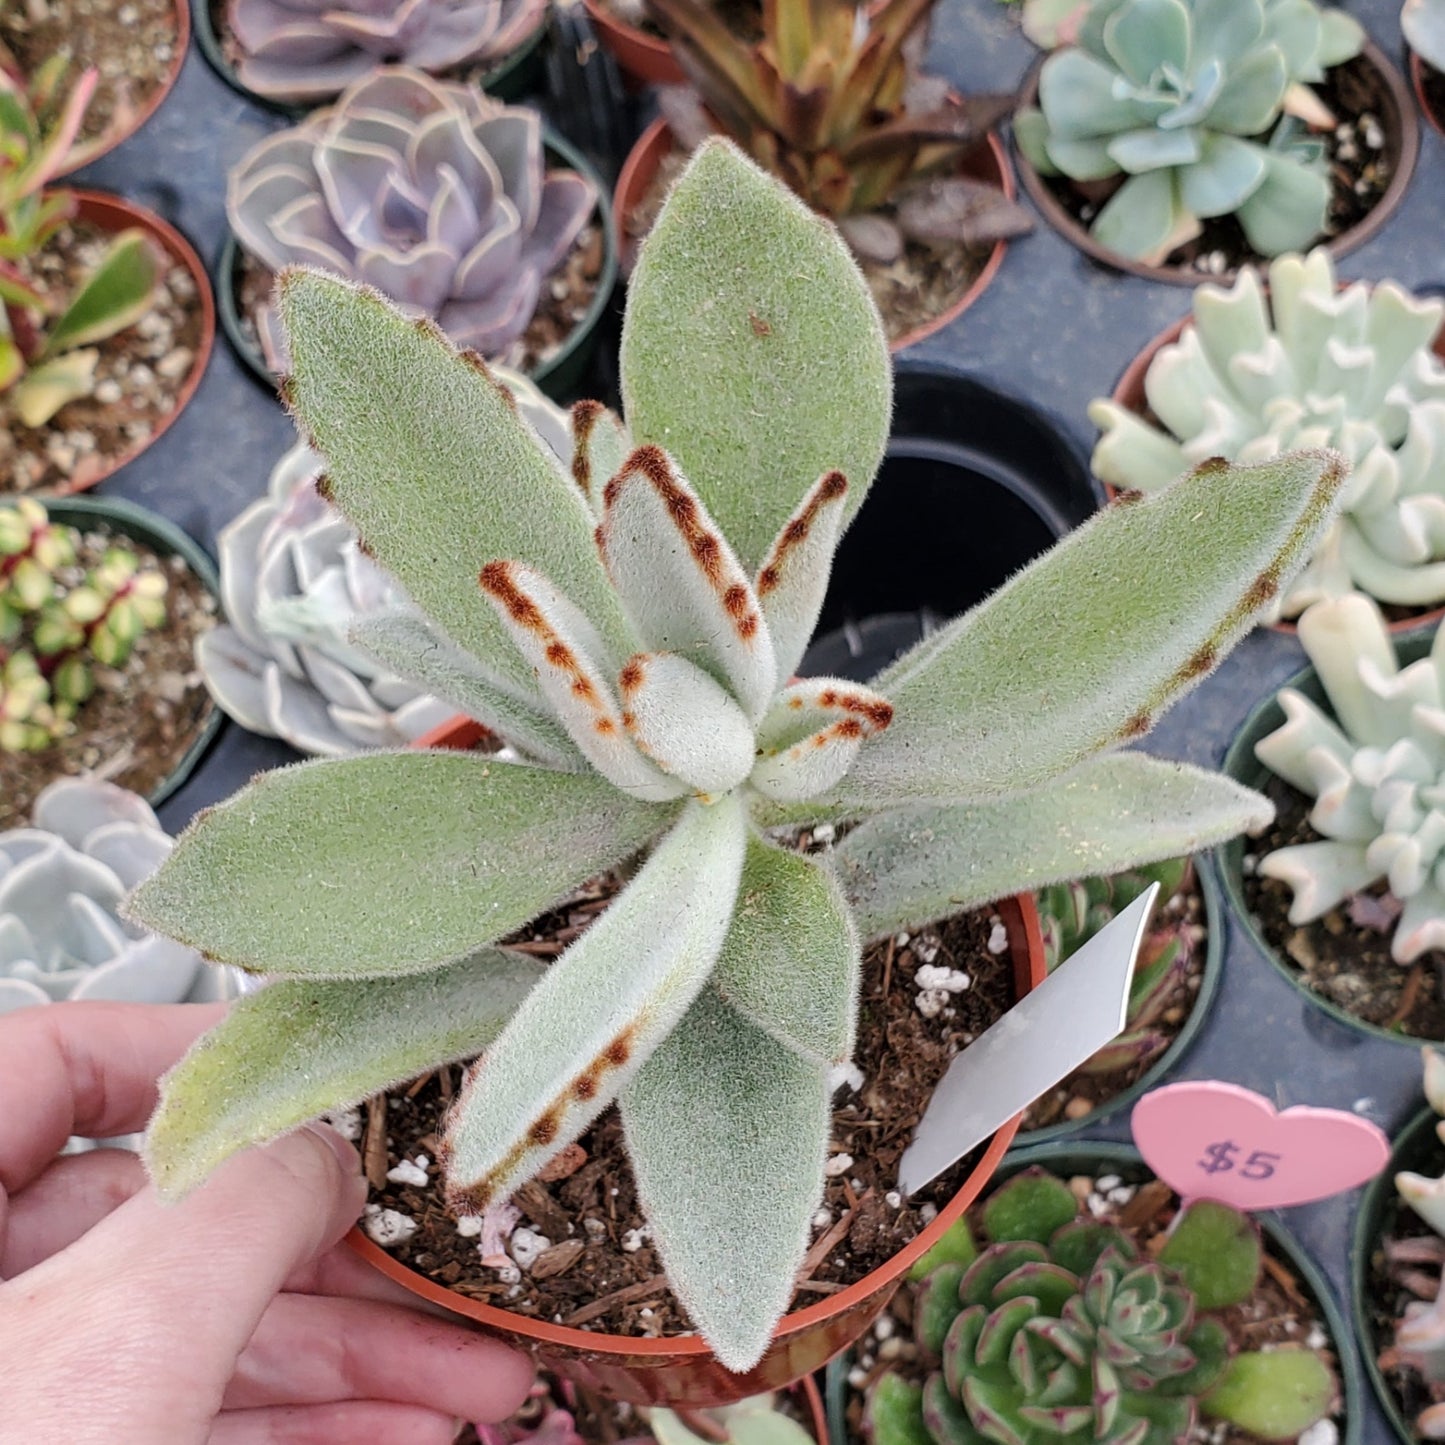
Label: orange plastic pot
xmin=1106 ymin=295 xmax=1445 ymax=635
xmin=52 ymin=0 xmax=190 ymax=175
xmin=614 ymin=117 xmax=1016 ymax=351
xmin=1412 ymin=50 xmax=1445 ymax=135
xmin=349 ymin=713 xmax=1046 ymax=1407
xmin=581 ymin=0 xmax=684 ymax=86
xmin=42 ymin=189 xmax=215 ymax=494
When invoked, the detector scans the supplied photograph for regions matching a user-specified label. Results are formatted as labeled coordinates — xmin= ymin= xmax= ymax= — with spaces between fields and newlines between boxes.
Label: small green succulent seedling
xmin=1404 ymin=0 xmax=1445 ymax=72
xmin=1254 ymin=594 xmax=1445 ymax=963
xmin=0 ymin=51 xmax=164 ymax=427
xmin=1037 ymin=856 xmax=1196 ymax=1076
xmin=866 ymin=1169 xmax=1336 ymax=1444
xmin=128 ymin=139 xmax=1347 ymax=1372
xmin=1378 ymin=1049 xmax=1445 ymax=1439
xmin=0 ymin=498 xmax=167 ymax=751
xmin=1091 ymin=248 xmax=1445 ymax=618
xmin=1013 ymin=0 xmax=1363 ymax=262
xmin=644 ymin=1395 xmax=817 ymax=1444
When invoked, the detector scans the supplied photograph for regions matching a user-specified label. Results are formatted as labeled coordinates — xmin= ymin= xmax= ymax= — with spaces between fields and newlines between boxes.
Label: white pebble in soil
xmin=621 ymin=1225 xmax=651 ymax=1252
xmin=364 ymin=1208 xmax=417 ymax=1247
xmin=824 ymin=1153 xmax=854 ymax=1177
xmin=915 ymin=964 xmax=971 ymax=993
xmin=1298 ymin=1421 xmax=1338 ymax=1445
xmin=829 ymin=1060 xmax=864 ymax=1094
xmin=509 ymin=1227 xmax=551 ymax=1269
xmin=320 ymin=1107 xmax=361 ymax=1141
xmin=455 ymin=1215 xmax=484 ymax=1239
xmin=386 ymin=1158 xmax=429 ymax=1187
xmin=986 ymin=919 xmax=1007 ymax=954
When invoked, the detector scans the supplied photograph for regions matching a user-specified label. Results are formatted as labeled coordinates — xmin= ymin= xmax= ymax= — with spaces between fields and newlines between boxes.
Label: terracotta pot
xmin=581 ymin=0 xmax=684 ymax=86
xmin=796 ymin=1373 xmax=828 ymax=1442
xmin=1412 ymin=49 xmax=1445 ymax=136
xmin=1106 ymin=294 xmax=1445 ymax=635
xmin=36 ymin=189 xmax=215 ymax=495
xmin=49 ymin=0 xmax=190 ymax=176
xmin=349 ymin=713 xmax=1047 ymax=1407
xmin=613 ymin=118 xmax=1016 ymax=351
xmin=1014 ymin=41 xmax=1420 ymax=287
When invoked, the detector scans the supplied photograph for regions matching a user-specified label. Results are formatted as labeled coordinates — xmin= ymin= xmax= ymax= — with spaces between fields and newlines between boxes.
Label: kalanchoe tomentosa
xmin=1035 ymin=856 xmax=1197 ymax=1080
xmin=129 ymin=139 xmax=1345 ymax=1372
xmin=197 ymin=370 xmax=568 ymax=755
xmin=0 ymin=498 xmax=167 ymax=752
xmin=0 ymin=56 xmax=163 ymax=427
xmin=1091 ymin=248 xmax=1445 ymax=617
xmin=1254 ymin=594 xmax=1445 ymax=963
xmin=865 ymin=1169 xmax=1336 ymax=1443
xmin=226 ymin=66 xmax=597 ymax=373
xmin=1013 ymin=0 xmax=1364 ymax=263
xmin=1404 ymin=0 xmax=1445 ymax=71
xmin=224 ymin=0 xmax=547 ymax=103
xmin=643 ymin=0 xmax=1034 ymax=263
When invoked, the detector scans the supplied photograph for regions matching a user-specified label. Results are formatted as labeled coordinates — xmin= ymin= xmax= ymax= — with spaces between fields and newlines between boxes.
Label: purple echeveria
xmin=227 ymin=0 xmax=547 ymax=103
xmin=227 ymin=67 xmax=598 ymax=371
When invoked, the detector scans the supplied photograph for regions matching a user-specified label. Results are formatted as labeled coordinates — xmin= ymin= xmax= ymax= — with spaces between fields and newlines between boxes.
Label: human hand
xmin=0 ymin=1001 xmax=534 ymax=1444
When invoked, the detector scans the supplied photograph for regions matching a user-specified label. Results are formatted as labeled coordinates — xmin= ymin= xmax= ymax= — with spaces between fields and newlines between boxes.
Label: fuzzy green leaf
xmin=836 ymin=451 xmax=1347 ymax=808
xmin=128 ymin=753 xmax=672 ymax=977
xmin=1158 ymin=1199 xmax=1261 ymax=1309
xmin=277 ymin=270 xmax=636 ymax=692
xmin=443 ymin=796 xmax=747 ymax=1208
xmin=40 ymin=229 xmax=161 ymax=357
xmin=619 ymin=139 xmax=892 ymax=574
xmin=711 ymin=832 xmax=859 ymax=1064
xmin=145 ymin=948 xmax=542 ymax=1198
xmin=622 ymin=986 xmax=830 ymax=1373
xmin=1200 ymin=1348 xmax=1335 ymax=1435
xmin=833 ymin=754 xmax=1271 ymax=941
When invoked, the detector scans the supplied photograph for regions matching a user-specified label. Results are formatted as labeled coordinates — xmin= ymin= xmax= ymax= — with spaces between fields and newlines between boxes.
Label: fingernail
xmin=303 ymin=1121 xmax=362 ymax=1174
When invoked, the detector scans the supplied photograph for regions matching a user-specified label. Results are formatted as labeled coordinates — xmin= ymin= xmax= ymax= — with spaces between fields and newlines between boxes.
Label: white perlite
xmin=1298 ymin=1420 xmax=1338 ymax=1445
xmin=824 ymin=1152 xmax=854 ymax=1177
xmin=510 ymin=1227 xmax=551 ymax=1268
xmin=386 ymin=1158 xmax=429 ymax=1187
xmin=320 ymin=1107 xmax=362 ymax=1141
xmin=915 ymin=989 xmax=947 ymax=1018
xmin=456 ymin=1215 xmax=484 ymax=1238
xmin=364 ymin=1208 xmax=417 ymax=1247
xmin=915 ymin=964 xmax=970 ymax=992
xmin=986 ymin=919 xmax=1008 ymax=953
xmin=622 ymin=1225 xmax=651 ymax=1252
xmin=828 ymin=1060 xmax=864 ymax=1094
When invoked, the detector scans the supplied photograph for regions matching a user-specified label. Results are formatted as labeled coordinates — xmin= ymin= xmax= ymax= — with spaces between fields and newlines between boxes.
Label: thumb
xmin=1 ymin=1124 xmax=365 ymax=1439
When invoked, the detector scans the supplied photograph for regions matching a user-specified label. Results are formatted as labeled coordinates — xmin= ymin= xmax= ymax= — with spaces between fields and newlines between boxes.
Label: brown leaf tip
xmin=618 ymin=657 xmax=647 ymax=695
xmin=1246 ymin=571 xmax=1280 ymax=608
xmin=479 ymin=561 xmax=544 ymax=628
xmin=572 ymin=1073 xmax=599 ymax=1101
xmin=1120 ymin=711 xmax=1151 ymax=739
xmin=571 ymin=400 xmax=605 ymax=493
xmin=1179 ymin=644 xmax=1217 ymax=681
xmin=1191 ymin=455 xmax=1231 ymax=477
xmin=314 ymin=472 xmax=335 ymax=503
xmin=749 ymin=310 xmax=772 ymax=337
xmin=756 ymin=471 xmax=848 ymax=596
xmin=447 ymin=1179 xmax=494 ymax=1213
xmin=411 ymin=314 xmax=451 ymax=349
xmin=528 ymin=1112 xmax=561 ymax=1147
xmin=603 ymin=1030 xmax=633 ymax=1067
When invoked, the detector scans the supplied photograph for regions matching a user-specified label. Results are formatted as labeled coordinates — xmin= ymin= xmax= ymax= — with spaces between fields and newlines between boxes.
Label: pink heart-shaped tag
xmin=1130 ymin=1081 xmax=1390 ymax=1211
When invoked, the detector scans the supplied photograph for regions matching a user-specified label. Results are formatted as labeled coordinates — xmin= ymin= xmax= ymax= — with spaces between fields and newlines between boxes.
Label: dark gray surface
xmin=66 ymin=3 xmax=1445 ymax=1435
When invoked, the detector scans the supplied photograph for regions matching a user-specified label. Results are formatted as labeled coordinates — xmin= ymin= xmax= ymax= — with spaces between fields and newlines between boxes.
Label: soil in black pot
xmin=1424 ymin=59 xmax=1445 ymax=132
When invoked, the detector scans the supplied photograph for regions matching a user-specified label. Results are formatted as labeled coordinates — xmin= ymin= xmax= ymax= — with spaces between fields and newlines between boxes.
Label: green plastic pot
xmin=189 ymin=0 xmax=548 ymax=114
xmin=1220 ymin=623 xmax=1441 ymax=1046
xmin=826 ymin=1140 xmax=1363 ymax=1443
xmin=1014 ymin=858 xmax=1225 ymax=1149
xmin=4 ymin=494 xmax=225 ymax=810
xmin=1354 ymin=1099 xmax=1440 ymax=1443
xmin=217 ymin=127 xmax=616 ymax=403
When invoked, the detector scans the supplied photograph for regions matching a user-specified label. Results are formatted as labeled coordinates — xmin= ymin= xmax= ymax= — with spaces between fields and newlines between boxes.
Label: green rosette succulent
xmin=1013 ymin=0 xmax=1363 ymax=263
xmin=1091 ymin=248 xmax=1445 ymax=618
xmin=866 ymin=1170 xmax=1336 ymax=1444
xmin=127 ymin=139 xmax=1347 ymax=1372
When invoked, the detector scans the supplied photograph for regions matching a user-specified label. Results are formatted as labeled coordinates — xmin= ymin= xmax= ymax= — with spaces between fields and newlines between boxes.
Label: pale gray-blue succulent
xmin=1404 ymin=0 xmax=1445 ymax=70
xmin=197 ymin=370 xmax=570 ymax=755
xmin=226 ymin=0 xmax=547 ymax=103
xmin=227 ymin=67 xmax=597 ymax=372
xmin=1091 ymin=248 xmax=1445 ymax=617
xmin=1014 ymin=0 xmax=1363 ymax=261
xmin=130 ymin=140 xmax=1344 ymax=1373
xmin=0 ymin=778 xmax=223 ymax=1016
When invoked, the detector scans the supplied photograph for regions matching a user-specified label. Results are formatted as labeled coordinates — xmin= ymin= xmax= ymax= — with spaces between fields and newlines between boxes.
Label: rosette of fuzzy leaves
xmin=227 ymin=66 xmax=597 ymax=372
xmin=1091 ymin=249 xmax=1445 ymax=617
xmin=0 ymin=777 xmax=226 ymax=1015
xmin=198 ymin=369 xmax=570 ymax=755
xmin=1013 ymin=0 xmax=1363 ymax=262
xmin=225 ymin=0 xmax=547 ymax=103
xmin=1404 ymin=0 xmax=1445 ymax=71
xmin=866 ymin=1170 xmax=1335 ymax=1444
xmin=131 ymin=139 xmax=1345 ymax=1373
xmin=1254 ymin=594 xmax=1445 ymax=963
xmin=643 ymin=0 xmax=1032 ymax=263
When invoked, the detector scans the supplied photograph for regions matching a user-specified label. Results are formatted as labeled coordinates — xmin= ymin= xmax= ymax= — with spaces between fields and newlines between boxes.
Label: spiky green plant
xmin=0 ymin=52 xmax=163 ymax=427
xmin=0 ymin=498 xmax=167 ymax=751
xmin=127 ymin=139 xmax=1345 ymax=1372
xmin=1013 ymin=0 xmax=1364 ymax=263
xmin=866 ymin=1170 xmax=1337 ymax=1444
xmin=642 ymin=0 xmax=1031 ymax=262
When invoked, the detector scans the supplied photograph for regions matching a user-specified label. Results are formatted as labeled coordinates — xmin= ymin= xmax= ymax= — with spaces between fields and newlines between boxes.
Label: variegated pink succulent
xmin=227 ymin=0 xmax=547 ymax=102
xmin=227 ymin=67 xmax=597 ymax=371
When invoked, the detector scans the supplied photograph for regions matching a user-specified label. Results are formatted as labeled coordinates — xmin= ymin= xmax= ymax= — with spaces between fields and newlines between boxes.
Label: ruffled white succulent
xmin=1091 ymin=249 xmax=1445 ymax=618
xmin=1256 ymin=594 xmax=1445 ymax=961
xmin=198 ymin=369 xmax=571 ymax=756
xmin=0 ymin=778 xmax=223 ymax=1015
xmin=1404 ymin=0 xmax=1445 ymax=71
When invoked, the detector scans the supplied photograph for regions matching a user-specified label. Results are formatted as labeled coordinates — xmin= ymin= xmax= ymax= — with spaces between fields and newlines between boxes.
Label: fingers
xmin=208 ymin=1402 xmax=466 ymax=1445
xmin=1 ymin=1147 xmax=145 ymax=1277
xmin=223 ymin=1293 xmax=533 ymax=1421
xmin=0 ymin=1002 xmax=225 ymax=1195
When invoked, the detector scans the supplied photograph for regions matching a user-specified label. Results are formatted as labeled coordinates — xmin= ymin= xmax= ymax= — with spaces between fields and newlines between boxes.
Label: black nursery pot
xmin=801 ymin=362 xmax=1099 ymax=682
xmin=1355 ymin=1099 xmax=1441 ymax=1443
xmin=1220 ymin=624 xmax=1441 ymax=1046
xmin=826 ymin=1141 xmax=1363 ymax=1444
